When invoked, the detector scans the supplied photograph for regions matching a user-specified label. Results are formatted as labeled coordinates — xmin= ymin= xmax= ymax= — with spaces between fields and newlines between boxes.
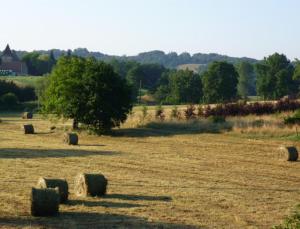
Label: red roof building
xmin=0 ymin=44 xmax=28 ymax=75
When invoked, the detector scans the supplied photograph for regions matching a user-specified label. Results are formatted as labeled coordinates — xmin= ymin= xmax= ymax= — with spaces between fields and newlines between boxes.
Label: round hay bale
xmin=74 ymin=173 xmax=108 ymax=197
xmin=37 ymin=178 xmax=69 ymax=203
xmin=22 ymin=112 xmax=33 ymax=119
xmin=50 ymin=126 xmax=56 ymax=131
xmin=31 ymin=187 xmax=60 ymax=217
xmin=279 ymin=146 xmax=298 ymax=161
xmin=64 ymin=133 xmax=78 ymax=145
xmin=23 ymin=124 xmax=34 ymax=134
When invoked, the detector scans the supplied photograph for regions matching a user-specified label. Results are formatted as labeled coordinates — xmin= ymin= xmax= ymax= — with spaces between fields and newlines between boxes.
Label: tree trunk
xmin=72 ymin=119 xmax=79 ymax=130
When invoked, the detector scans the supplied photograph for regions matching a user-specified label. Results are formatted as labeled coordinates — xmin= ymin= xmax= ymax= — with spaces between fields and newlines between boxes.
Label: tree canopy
xmin=22 ymin=51 xmax=56 ymax=76
xmin=155 ymin=69 xmax=202 ymax=104
xmin=42 ymin=56 xmax=132 ymax=132
xmin=126 ymin=63 xmax=166 ymax=91
xmin=255 ymin=53 xmax=297 ymax=100
xmin=202 ymin=61 xmax=238 ymax=103
xmin=236 ymin=61 xmax=256 ymax=98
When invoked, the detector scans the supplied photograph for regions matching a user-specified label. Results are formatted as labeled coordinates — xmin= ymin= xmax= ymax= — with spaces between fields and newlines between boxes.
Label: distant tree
xmin=236 ymin=62 xmax=256 ymax=98
xmin=293 ymin=59 xmax=300 ymax=80
xmin=155 ymin=69 xmax=202 ymax=104
xmin=126 ymin=63 xmax=166 ymax=92
xmin=67 ymin=49 xmax=72 ymax=57
xmin=42 ymin=56 xmax=132 ymax=132
xmin=35 ymin=77 xmax=49 ymax=107
xmin=0 ymin=80 xmax=35 ymax=102
xmin=202 ymin=61 xmax=238 ymax=103
xmin=256 ymin=53 xmax=297 ymax=100
xmin=22 ymin=52 xmax=56 ymax=75
xmin=0 ymin=93 xmax=19 ymax=108
xmin=109 ymin=59 xmax=138 ymax=78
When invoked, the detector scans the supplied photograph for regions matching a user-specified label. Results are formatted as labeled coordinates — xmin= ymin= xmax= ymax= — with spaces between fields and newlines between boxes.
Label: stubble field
xmin=0 ymin=113 xmax=299 ymax=228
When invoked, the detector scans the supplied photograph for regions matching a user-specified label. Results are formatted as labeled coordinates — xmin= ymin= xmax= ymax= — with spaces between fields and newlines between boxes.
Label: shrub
xmin=208 ymin=116 xmax=226 ymax=123
xmin=170 ymin=105 xmax=181 ymax=120
xmin=284 ymin=109 xmax=300 ymax=126
xmin=0 ymin=93 xmax=19 ymax=108
xmin=202 ymin=98 xmax=300 ymax=118
xmin=155 ymin=105 xmax=165 ymax=121
xmin=0 ymin=80 xmax=36 ymax=102
xmin=252 ymin=119 xmax=265 ymax=128
xmin=141 ymin=105 xmax=148 ymax=120
xmin=197 ymin=105 xmax=204 ymax=117
xmin=184 ymin=105 xmax=196 ymax=120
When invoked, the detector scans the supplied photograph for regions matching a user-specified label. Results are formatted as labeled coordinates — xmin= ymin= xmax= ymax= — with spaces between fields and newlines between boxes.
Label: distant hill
xmin=1 ymin=48 xmax=258 ymax=69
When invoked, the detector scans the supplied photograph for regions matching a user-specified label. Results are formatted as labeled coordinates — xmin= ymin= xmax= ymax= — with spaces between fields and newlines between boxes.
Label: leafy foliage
xmin=22 ymin=51 xmax=56 ymax=76
xmin=126 ymin=63 xmax=166 ymax=92
xmin=184 ymin=105 xmax=197 ymax=120
xmin=236 ymin=61 xmax=256 ymax=98
xmin=284 ymin=109 xmax=300 ymax=126
xmin=202 ymin=61 xmax=238 ymax=103
xmin=155 ymin=105 xmax=165 ymax=121
xmin=201 ymin=99 xmax=300 ymax=117
xmin=0 ymin=80 xmax=36 ymax=102
xmin=155 ymin=69 xmax=202 ymax=104
xmin=42 ymin=56 xmax=132 ymax=132
xmin=255 ymin=53 xmax=297 ymax=99
xmin=0 ymin=93 xmax=19 ymax=109
xmin=170 ymin=105 xmax=181 ymax=120
xmin=208 ymin=116 xmax=226 ymax=123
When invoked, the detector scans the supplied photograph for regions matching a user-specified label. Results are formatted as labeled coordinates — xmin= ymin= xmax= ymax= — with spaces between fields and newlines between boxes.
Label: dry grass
xmin=0 ymin=114 xmax=300 ymax=228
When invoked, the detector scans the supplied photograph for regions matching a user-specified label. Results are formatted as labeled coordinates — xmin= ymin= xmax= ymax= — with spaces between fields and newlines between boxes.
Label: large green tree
xmin=236 ymin=61 xmax=256 ymax=98
xmin=202 ymin=61 xmax=238 ymax=103
xmin=255 ymin=53 xmax=296 ymax=100
xmin=42 ymin=56 xmax=132 ymax=132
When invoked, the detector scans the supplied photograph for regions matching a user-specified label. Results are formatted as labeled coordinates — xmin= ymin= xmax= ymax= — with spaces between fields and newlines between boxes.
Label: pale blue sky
xmin=1 ymin=0 xmax=299 ymax=60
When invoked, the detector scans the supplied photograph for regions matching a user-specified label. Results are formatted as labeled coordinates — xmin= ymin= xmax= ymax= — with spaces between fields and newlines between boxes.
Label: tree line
xmin=109 ymin=53 xmax=300 ymax=105
xmin=14 ymin=49 xmax=257 ymax=70
xmin=0 ymin=80 xmax=36 ymax=109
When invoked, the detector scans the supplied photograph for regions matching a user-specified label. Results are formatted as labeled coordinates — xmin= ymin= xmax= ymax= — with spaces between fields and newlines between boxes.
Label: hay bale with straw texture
xmin=31 ymin=187 xmax=60 ymax=217
xmin=74 ymin=173 xmax=108 ymax=197
xmin=22 ymin=112 xmax=33 ymax=119
xmin=64 ymin=133 xmax=78 ymax=145
xmin=37 ymin=178 xmax=69 ymax=203
xmin=23 ymin=124 xmax=34 ymax=134
xmin=279 ymin=146 xmax=298 ymax=161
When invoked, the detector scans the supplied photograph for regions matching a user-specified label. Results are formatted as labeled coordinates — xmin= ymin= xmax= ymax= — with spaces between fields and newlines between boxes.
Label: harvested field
xmin=0 ymin=115 xmax=300 ymax=228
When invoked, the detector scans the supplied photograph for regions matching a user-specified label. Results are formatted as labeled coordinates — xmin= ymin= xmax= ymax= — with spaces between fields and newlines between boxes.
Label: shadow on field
xmin=67 ymin=199 xmax=144 ymax=208
xmin=0 ymin=213 xmax=200 ymax=228
xmin=0 ymin=148 xmax=120 ymax=159
xmin=104 ymin=193 xmax=172 ymax=202
xmin=113 ymin=121 xmax=232 ymax=137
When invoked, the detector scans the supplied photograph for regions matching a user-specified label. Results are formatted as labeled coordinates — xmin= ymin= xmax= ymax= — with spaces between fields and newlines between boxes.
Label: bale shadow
xmin=112 ymin=121 xmax=232 ymax=138
xmin=0 ymin=148 xmax=121 ymax=159
xmin=78 ymin=144 xmax=106 ymax=147
xmin=104 ymin=193 xmax=172 ymax=202
xmin=67 ymin=199 xmax=144 ymax=208
xmin=0 ymin=212 xmax=200 ymax=228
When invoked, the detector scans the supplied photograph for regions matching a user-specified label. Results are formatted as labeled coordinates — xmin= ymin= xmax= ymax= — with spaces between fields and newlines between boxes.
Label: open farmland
xmin=0 ymin=113 xmax=300 ymax=228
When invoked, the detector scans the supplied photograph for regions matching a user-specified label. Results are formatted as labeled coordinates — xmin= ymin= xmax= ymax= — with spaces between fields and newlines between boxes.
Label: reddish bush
xmin=201 ymin=99 xmax=300 ymax=117
xmin=184 ymin=105 xmax=197 ymax=120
